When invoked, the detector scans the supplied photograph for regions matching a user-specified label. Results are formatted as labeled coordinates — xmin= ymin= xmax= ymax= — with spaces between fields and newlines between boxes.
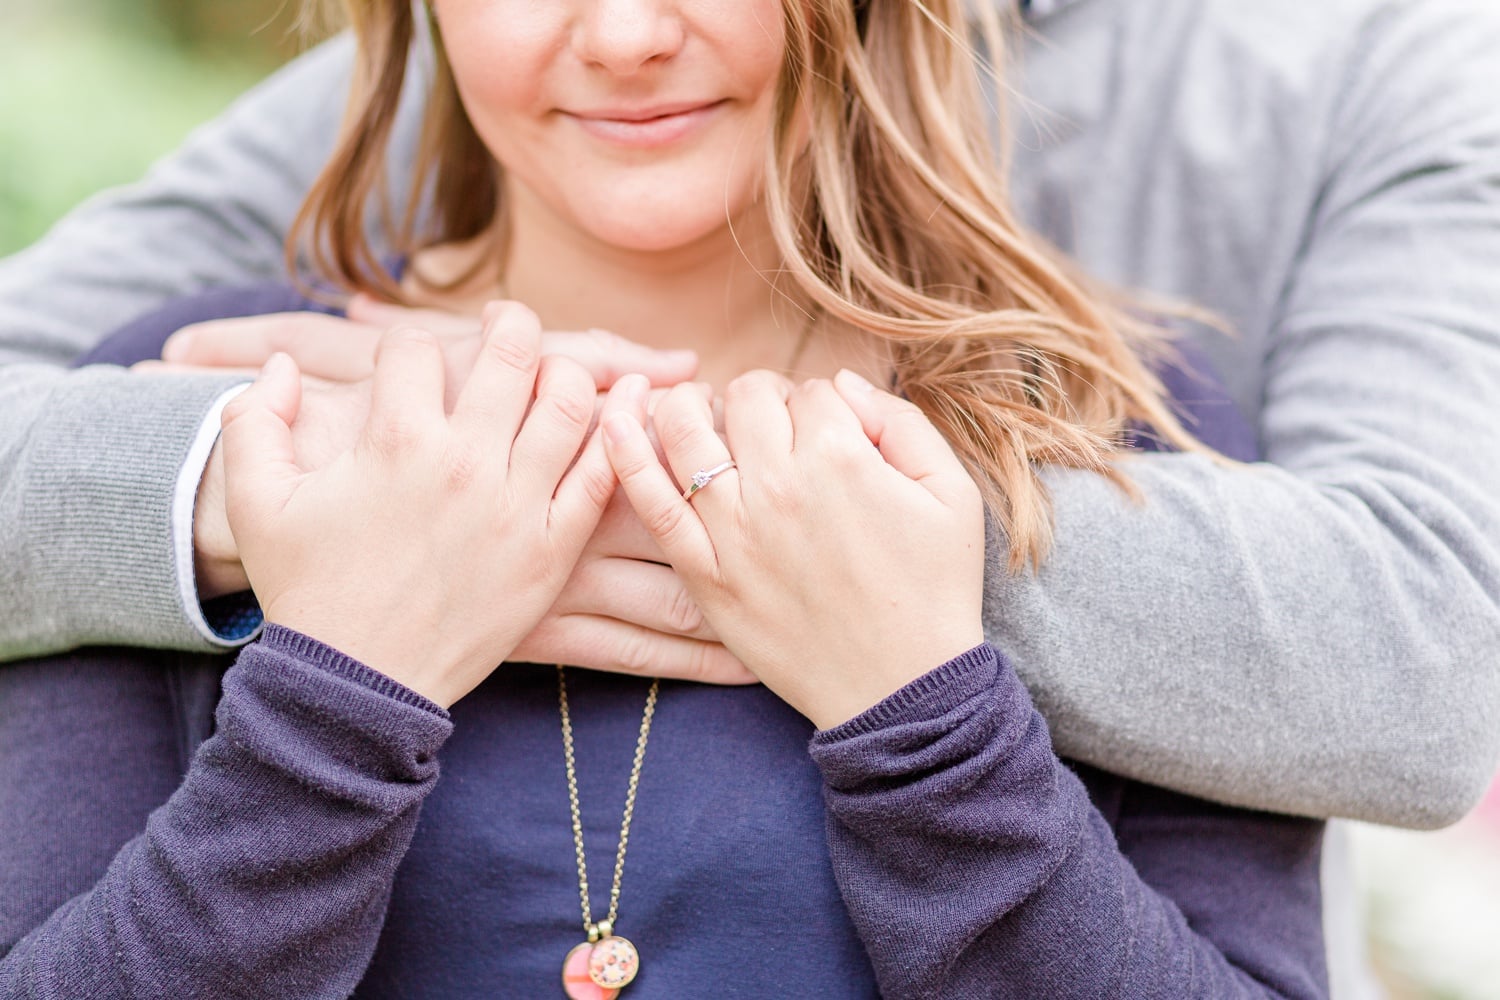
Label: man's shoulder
xmin=1010 ymin=0 xmax=1500 ymax=412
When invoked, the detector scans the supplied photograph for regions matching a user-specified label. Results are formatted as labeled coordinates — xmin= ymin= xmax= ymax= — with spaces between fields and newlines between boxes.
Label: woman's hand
xmin=220 ymin=304 xmax=637 ymax=708
xmin=604 ymin=368 xmax=987 ymax=729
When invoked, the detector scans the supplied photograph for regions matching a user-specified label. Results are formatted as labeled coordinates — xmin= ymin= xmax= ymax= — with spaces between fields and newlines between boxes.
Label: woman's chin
xmin=578 ymin=213 xmax=742 ymax=256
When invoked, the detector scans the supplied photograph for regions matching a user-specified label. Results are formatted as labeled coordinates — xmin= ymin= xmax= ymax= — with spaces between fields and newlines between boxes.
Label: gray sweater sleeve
xmin=0 ymin=38 xmax=373 ymax=656
xmin=995 ymin=0 xmax=1500 ymax=827
xmin=3 ymin=4 xmax=1496 ymax=828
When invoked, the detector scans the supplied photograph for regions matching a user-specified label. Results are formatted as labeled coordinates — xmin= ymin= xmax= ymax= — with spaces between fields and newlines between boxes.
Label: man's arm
xmin=0 ymin=35 xmax=405 ymax=656
xmin=998 ymin=0 xmax=1500 ymax=827
xmin=6 ymin=1 xmax=1497 ymax=829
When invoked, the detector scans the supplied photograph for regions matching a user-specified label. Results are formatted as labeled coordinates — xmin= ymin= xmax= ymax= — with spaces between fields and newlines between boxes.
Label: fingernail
xmin=837 ymin=368 xmax=876 ymax=392
xmin=262 ymin=352 xmax=292 ymax=378
xmin=603 ymin=412 xmax=634 ymax=445
xmin=161 ymin=331 xmax=191 ymax=361
xmin=621 ymin=373 xmax=648 ymax=404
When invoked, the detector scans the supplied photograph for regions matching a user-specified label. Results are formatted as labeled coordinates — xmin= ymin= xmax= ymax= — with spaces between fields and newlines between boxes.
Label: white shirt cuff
xmin=173 ymin=382 xmax=261 ymax=648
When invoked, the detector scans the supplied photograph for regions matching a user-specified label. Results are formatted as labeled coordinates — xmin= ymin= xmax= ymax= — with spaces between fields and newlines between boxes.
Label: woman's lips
xmin=566 ymin=101 xmax=724 ymax=148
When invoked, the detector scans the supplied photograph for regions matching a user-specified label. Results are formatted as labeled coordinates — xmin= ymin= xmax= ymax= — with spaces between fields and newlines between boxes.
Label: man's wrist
xmin=177 ymin=383 xmax=259 ymax=644
xmin=192 ymin=440 xmax=248 ymax=599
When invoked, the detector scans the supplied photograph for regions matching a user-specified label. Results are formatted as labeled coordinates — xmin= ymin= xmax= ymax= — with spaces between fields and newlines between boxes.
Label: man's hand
xmin=511 ymin=489 xmax=754 ymax=683
xmin=156 ymin=295 xmax=700 ymax=391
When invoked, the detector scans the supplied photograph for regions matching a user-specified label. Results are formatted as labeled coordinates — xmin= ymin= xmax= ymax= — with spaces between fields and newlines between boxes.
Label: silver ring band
xmin=683 ymin=460 xmax=736 ymax=501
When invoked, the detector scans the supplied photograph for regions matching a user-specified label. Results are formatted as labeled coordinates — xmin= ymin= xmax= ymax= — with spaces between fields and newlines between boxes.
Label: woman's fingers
xmin=833 ymin=369 xmax=967 ymax=495
xmin=219 ymin=353 xmax=305 ymax=516
xmin=650 ymin=383 xmax=741 ymax=522
xmin=786 ymin=377 xmax=874 ymax=454
xmin=549 ymin=374 xmax=645 ymax=536
xmin=512 ymin=356 xmax=602 ymax=492
xmin=723 ymin=370 xmax=793 ymax=472
xmin=603 ymin=406 xmax=720 ymax=581
xmin=449 ymin=303 xmax=543 ymax=453
xmin=366 ymin=329 xmax=448 ymax=452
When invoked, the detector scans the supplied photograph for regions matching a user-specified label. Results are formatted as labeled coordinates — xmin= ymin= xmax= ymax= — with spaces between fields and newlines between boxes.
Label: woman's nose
xmin=572 ymin=0 xmax=687 ymax=75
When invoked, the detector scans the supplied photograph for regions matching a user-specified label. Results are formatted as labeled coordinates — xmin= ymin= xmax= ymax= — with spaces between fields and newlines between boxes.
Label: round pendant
xmin=588 ymin=935 xmax=640 ymax=989
xmin=563 ymin=943 xmax=618 ymax=1000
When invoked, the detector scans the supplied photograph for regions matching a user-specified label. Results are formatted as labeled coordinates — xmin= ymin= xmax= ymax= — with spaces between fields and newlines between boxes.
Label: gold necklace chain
xmin=558 ymin=666 xmax=660 ymax=942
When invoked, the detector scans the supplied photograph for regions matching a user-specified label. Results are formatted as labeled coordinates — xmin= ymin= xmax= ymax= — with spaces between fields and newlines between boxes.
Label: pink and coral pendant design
xmin=562 ymin=937 xmax=639 ymax=999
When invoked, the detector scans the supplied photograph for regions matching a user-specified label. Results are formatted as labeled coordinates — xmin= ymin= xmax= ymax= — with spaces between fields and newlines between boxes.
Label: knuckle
xmin=754 ymin=473 xmax=801 ymax=515
xmin=654 ymin=408 xmax=702 ymax=455
xmin=611 ymin=446 xmax=656 ymax=484
xmin=368 ymin=414 xmax=427 ymax=456
xmin=682 ymin=644 xmax=722 ymax=685
xmin=539 ymin=372 xmax=597 ymax=430
xmin=664 ymin=586 xmax=705 ymax=636
xmin=482 ymin=327 xmax=538 ymax=372
xmin=221 ymin=393 xmax=254 ymax=427
xmin=381 ymin=327 xmax=442 ymax=363
xmin=439 ymin=442 xmax=484 ymax=492
xmin=887 ymin=394 xmax=928 ymax=420
xmin=726 ymin=369 xmax=779 ymax=400
xmin=613 ymin=632 xmax=655 ymax=675
xmin=640 ymin=496 xmax=691 ymax=541
xmin=580 ymin=462 xmax=618 ymax=510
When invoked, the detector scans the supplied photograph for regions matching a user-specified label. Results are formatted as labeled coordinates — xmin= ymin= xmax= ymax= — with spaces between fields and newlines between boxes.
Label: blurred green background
xmin=0 ymin=0 xmax=306 ymax=255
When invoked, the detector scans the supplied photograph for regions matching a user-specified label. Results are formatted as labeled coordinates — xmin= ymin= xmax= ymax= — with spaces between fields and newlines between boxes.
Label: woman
xmin=0 ymin=0 xmax=1323 ymax=996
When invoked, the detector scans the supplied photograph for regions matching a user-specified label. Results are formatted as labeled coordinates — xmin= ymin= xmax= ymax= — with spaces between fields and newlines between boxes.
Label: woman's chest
xmin=357 ymin=666 xmax=878 ymax=998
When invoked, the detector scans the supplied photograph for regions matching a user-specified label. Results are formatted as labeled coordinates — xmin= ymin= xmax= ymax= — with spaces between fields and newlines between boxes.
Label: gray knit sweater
xmin=2 ymin=0 xmax=1498 ymax=828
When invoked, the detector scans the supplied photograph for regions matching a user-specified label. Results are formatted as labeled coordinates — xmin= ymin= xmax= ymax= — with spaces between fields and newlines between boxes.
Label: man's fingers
xmin=561 ymin=555 xmax=719 ymax=641
xmin=540 ymin=328 xmax=699 ymax=389
xmin=347 ymin=294 xmax=484 ymax=338
xmin=513 ymin=616 xmax=753 ymax=685
xmin=131 ymin=360 xmax=260 ymax=377
xmin=163 ymin=314 xmax=386 ymax=381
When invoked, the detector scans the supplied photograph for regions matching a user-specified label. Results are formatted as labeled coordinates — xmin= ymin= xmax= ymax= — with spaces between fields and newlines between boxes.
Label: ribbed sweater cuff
xmin=19 ymin=367 xmax=252 ymax=652
xmin=257 ymin=623 xmax=450 ymax=719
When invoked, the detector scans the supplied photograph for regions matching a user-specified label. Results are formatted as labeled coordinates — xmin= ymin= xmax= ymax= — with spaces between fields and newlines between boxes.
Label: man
xmin=3 ymin=0 xmax=1499 ymax=993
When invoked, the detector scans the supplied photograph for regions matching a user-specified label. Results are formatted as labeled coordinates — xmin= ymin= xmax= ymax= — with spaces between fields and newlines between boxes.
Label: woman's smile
xmin=563 ymin=99 xmax=728 ymax=149
xmin=436 ymin=0 xmax=785 ymax=253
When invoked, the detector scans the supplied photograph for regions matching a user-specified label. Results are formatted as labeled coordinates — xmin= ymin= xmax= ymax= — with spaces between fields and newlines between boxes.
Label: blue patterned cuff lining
xmin=201 ymin=591 xmax=264 ymax=642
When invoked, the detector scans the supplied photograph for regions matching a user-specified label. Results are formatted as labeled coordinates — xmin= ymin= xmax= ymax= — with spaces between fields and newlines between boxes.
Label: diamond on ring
xmin=683 ymin=460 xmax=736 ymax=501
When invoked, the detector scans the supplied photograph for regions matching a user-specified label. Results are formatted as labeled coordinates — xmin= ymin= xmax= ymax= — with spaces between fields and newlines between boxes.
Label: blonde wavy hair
xmin=291 ymin=0 xmax=1203 ymax=571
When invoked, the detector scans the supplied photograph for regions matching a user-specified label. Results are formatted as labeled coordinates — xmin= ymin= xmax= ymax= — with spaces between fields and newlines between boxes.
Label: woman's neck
xmin=403 ymin=193 xmax=882 ymax=388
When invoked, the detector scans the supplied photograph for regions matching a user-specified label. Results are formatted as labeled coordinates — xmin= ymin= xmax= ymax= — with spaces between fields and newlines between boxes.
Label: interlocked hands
xmin=197 ymin=302 xmax=985 ymax=724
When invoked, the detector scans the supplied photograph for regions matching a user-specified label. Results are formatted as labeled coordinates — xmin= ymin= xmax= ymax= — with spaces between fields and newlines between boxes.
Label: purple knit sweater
xmin=0 ymin=288 xmax=1320 ymax=998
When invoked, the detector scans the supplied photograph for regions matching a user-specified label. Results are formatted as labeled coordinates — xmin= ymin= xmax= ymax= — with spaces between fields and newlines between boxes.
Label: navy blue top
xmin=0 ymin=289 xmax=1315 ymax=999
